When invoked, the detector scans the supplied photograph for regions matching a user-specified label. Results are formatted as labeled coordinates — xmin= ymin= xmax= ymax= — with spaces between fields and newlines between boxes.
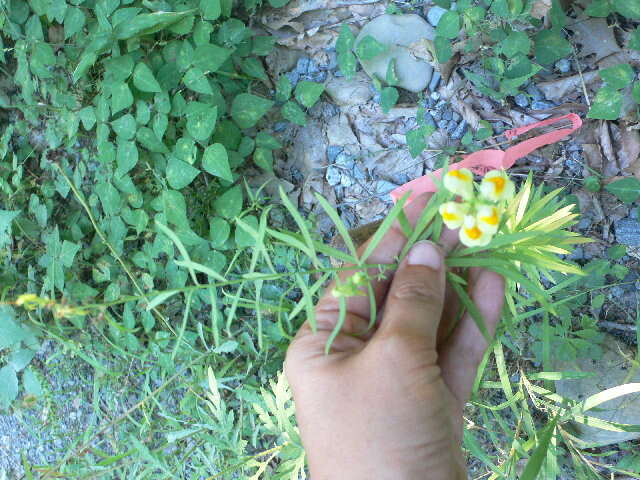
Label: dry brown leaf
xmin=530 ymin=0 xmax=552 ymax=19
xmin=599 ymin=121 xmax=620 ymax=177
xmin=618 ymin=127 xmax=640 ymax=175
xmin=581 ymin=143 xmax=603 ymax=175
xmin=537 ymin=71 xmax=598 ymax=102
xmin=569 ymin=18 xmax=620 ymax=62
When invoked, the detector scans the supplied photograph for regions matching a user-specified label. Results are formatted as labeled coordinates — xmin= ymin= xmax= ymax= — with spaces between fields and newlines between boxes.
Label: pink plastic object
xmin=390 ymin=113 xmax=583 ymax=204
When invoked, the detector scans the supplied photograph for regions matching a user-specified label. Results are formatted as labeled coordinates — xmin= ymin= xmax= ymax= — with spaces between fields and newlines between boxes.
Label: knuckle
xmin=390 ymin=279 xmax=442 ymax=306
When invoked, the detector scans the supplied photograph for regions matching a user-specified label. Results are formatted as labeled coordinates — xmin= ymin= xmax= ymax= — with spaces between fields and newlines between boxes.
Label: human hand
xmin=284 ymin=193 xmax=505 ymax=480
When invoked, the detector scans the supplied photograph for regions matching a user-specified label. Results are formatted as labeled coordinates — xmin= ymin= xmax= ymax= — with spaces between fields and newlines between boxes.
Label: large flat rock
xmin=355 ymin=14 xmax=435 ymax=93
xmin=554 ymin=334 xmax=640 ymax=446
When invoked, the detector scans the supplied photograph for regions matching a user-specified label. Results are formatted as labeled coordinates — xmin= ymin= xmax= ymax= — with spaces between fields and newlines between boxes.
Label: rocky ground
xmin=2 ymin=0 xmax=640 ymax=478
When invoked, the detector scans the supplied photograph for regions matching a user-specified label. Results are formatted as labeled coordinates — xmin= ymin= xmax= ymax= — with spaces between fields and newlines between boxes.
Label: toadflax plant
xmin=439 ymin=168 xmax=515 ymax=247
xmin=270 ymin=166 xmax=591 ymax=351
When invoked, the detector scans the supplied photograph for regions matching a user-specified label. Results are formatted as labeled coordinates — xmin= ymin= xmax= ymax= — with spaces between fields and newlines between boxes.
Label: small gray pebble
xmin=430 ymin=91 xmax=441 ymax=101
xmin=555 ymin=58 xmax=571 ymax=73
xmin=437 ymin=119 xmax=449 ymax=129
xmin=526 ymin=84 xmax=545 ymax=101
xmin=274 ymin=122 xmax=288 ymax=132
xmin=615 ymin=218 xmax=640 ymax=246
xmin=446 ymin=121 xmax=458 ymax=134
xmin=514 ymin=93 xmax=529 ymax=108
xmin=452 ymin=112 xmax=462 ymax=122
xmin=296 ymin=57 xmax=311 ymax=74
xmin=443 ymin=110 xmax=453 ymax=121
xmin=451 ymin=120 xmax=468 ymax=140
xmin=492 ymin=121 xmax=506 ymax=134
xmin=531 ymin=100 xmax=555 ymax=110
xmin=424 ymin=111 xmax=437 ymax=128
xmin=428 ymin=71 xmax=441 ymax=91
xmin=286 ymin=71 xmax=300 ymax=87
xmin=353 ymin=166 xmax=366 ymax=181
xmin=567 ymin=246 xmax=584 ymax=261
xmin=432 ymin=110 xmax=442 ymax=121
xmin=426 ymin=6 xmax=448 ymax=27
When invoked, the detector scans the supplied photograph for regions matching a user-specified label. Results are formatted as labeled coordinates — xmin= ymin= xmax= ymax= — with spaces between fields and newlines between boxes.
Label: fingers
xmin=372 ymin=241 xmax=446 ymax=348
xmin=439 ymin=268 xmax=505 ymax=406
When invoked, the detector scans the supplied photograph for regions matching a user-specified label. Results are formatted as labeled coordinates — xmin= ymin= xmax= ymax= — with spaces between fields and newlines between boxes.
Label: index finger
xmin=316 ymin=193 xmax=435 ymax=322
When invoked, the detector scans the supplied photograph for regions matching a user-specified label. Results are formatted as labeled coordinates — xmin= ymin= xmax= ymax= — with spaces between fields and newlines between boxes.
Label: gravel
xmin=514 ymin=93 xmax=529 ymax=108
xmin=526 ymin=83 xmax=545 ymax=102
xmin=428 ymin=71 xmax=441 ymax=91
xmin=615 ymin=218 xmax=640 ymax=246
xmin=531 ymin=100 xmax=556 ymax=110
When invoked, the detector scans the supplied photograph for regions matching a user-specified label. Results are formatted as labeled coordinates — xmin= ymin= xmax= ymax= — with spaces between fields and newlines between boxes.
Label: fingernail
xmin=407 ymin=241 xmax=442 ymax=270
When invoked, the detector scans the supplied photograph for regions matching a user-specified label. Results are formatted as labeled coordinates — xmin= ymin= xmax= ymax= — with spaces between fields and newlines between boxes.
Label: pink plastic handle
xmin=389 ymin=113 xmax=582 ymax=204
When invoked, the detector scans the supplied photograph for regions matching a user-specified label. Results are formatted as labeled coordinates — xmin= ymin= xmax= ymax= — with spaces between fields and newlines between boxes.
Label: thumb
xmin=375 ymin=240 xmax=446 ymax=348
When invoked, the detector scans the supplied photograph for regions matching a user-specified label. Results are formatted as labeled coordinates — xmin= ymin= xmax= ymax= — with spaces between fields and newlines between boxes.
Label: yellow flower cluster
xmin=438 ymin=169 xmax=515 ymax=247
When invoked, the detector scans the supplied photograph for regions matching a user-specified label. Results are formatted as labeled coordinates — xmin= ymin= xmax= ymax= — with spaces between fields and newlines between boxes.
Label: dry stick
xmin=55 ymin=164 xmax=178 ymax=337
xmin=570 ymin=41 xmax=591 ymax=107
xmin=598 ymin=321 xmax=638 ymax=332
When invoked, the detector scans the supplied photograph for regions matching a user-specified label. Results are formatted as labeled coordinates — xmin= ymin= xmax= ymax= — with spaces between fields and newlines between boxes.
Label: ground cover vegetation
xmin=0 ymin=0 xmax=639 ymax=478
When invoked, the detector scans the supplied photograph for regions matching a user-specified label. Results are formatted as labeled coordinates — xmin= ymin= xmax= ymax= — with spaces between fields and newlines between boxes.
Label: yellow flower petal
xmin=438 ymin=201 xmax=469 ymax=229
xmin=480 ymin=170 xmax=515 ymax=202
xmin=459 ymin=215 xmax=492 ymax=247
xmin=443 ymin=168 xmax=474 ymax=200
xmin=476 ymin=204 xmax=501 ymax=234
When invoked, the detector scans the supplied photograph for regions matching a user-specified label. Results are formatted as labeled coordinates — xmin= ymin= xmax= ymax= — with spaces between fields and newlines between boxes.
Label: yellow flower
xmin=476 ymin=204 xmax=501 ymax=234
xmin=459 ymin=215 xmax=492 ymax=247
xmin=443 ymin=168 xmax=474 ymax=200
xmin=439 ymin=201 xmax=470 ymax=229
xmin=480 ymin=170 xmax=515 ymax=202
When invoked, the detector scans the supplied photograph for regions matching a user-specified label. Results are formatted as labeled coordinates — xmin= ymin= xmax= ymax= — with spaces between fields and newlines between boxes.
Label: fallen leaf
xmin=530 ymin=0 xmax=552 ymax=19
xmin=600 ymin=121 xmax=620 ymax=177
xmin=569 ymin=18 xmax=621 ymax=62
xmin=582 ymin=143 xmax=603 ymax=174
xmin=617 ymin=127 xmax=640 ymax=174
xmin=537 ymin=71 xmax=598 ymax=102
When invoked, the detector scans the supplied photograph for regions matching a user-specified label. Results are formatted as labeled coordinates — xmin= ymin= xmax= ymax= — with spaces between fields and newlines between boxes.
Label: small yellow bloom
xmin=480 ymin=170 xmax=515 ymax=202
xmin=443 ymin=168 xmax=474 ymax=200
xmin=459 ymin=215 xmax=493 ymax=247
xmin=476 ymin=204 xmax=501 ymax=234
xmin=439 ymin=201 xmax=470 ymax=229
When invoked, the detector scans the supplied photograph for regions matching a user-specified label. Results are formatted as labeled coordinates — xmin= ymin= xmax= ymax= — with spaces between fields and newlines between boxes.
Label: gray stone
xmin=514 ymin=93 xmax=529 ymax=108
xmin=531 ymin=100 xmax=556 ymax=110
xmin=615 ymin=218 xmax=640 ymax=246
xmin=355 ymin=14 xmax=435 ymax=93
xmin=452 ymin=112 xmax=462 ymax=122
xmin=555 ymin=334 xmax=640 ymax=446
xmin=556 ymin=58 xmax=571 ymax=73
xmin=526 ymin=83 xmax=545 ymax=101
xmin=446 ymin=121 xmax=458 ymax=134
xmin=325 ymin=72 xmax=374 ymax=106
xmin=424 ymin=111 xmax=437 ymax=128
xmin=426 ymin=6 xmax=448 ymax=27
xmin=443 ymin=110 xmax=454 ymax=121
xmin=430 ymin=91 xmax=441 ymax=101
xmin=437 ymin=119 xmax=449 ymax=129
xmin=451 ymin=120 xmax=467 ymax=140
xmin=428 ymin=71 xmax=441 ymax=91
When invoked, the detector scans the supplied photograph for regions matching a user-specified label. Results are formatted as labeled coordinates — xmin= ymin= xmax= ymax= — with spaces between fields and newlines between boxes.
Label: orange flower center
xmin=480 ymin=209 xmax=499 ymax=225
xmin=442 ymin=210 xmax=459 ymax=221
xmin=465 ymin=226 xmax=482 ymax=240
xmin=448 ymin=170 xmax=470 ymax=181
xmin=487 ymin=176 xmax=505 ymax=193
